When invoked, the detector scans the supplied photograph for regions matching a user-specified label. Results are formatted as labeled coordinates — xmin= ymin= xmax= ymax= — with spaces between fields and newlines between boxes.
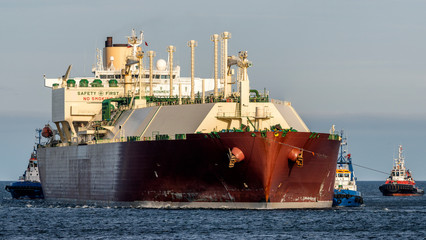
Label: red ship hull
xmin=38 ymin=131 xmax=340 ymax=209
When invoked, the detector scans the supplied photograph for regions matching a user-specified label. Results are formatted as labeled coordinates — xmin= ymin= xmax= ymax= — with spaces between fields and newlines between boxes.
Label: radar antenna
xmin=128 ymin=29 xmax=144 ymax=58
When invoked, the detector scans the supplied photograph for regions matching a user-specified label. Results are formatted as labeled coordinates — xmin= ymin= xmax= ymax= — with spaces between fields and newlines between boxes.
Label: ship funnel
xmin=105 ymin=37 xmax=112 ymax=47
xmin=187 ymin=40 xmax=198 ymax=102
xmin=103 ymin=35 xmax=132 ymax=71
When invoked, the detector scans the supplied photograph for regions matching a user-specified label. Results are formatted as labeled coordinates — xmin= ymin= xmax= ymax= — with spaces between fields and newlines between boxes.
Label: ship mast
xmin=127 ymin=29 xmax=144 ymax=98
xmin=123 ymin=29 xmax=143 ymax=96
xmin=394 ymin=145 xmax=405 ymax=170
xmin=221 ymin=32 xmax=231 ymax=98
xmin=336 ymin=130 xmax=355 ymax=182
xmin=167 ymin=46 xmax=176 ymax=98
xmin=128 ymin=29 xmax=143 ymax=59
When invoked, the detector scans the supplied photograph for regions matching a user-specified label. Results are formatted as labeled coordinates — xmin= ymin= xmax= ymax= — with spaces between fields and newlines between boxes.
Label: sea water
xmin=1 ymin=181 xmax=425 ymax=239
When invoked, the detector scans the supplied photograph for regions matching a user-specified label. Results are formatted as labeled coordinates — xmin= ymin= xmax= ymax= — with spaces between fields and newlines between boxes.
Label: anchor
xmin=228 ymin=147 xmax=245 ymax=168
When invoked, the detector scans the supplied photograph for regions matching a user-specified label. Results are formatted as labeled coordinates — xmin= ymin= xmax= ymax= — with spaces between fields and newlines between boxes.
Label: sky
xmin=1 ymin=0 xmax=426 ymax=181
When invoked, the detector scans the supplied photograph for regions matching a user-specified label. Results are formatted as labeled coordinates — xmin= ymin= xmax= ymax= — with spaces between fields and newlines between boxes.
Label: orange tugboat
xmin=379 ymin=145 xmax=424 ymax=196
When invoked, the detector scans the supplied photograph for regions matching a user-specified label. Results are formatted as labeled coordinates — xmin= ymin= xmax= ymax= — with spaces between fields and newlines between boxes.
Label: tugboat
xmin=333 ymin=130 xmax=363 ymax=207
xmin=379 ymin=145 xmax=424 ymax=196
xmin=5 ymin=130 xmax=44 ymax=199
xmin=5 ymin=150 xmax=44 ymax=199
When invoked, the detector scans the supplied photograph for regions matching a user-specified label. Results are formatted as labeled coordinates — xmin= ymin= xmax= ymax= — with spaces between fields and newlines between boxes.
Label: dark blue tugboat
xmin=5 ymin=130 xmax=44 ymax=199
xmin=333 ymin=130 xmax=363 ymax=207
xmin=5 ymin=151 xmax=44 ymax=199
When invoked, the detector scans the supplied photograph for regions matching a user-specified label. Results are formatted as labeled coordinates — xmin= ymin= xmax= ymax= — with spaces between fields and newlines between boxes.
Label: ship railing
xmin=93 ymin=134 xmax=182 ymax=144
xmin=216 ymin=112 xmax=242 ymax=118
xmin=216 ymin=111 xmax=271 ymax=119
xmin=142 ymin=95 xmax=269 ymax=108
xmin=270 ymin=99 xmax=291 ymax=106
xmin=95 ymin=138 xmax=125 ymax=144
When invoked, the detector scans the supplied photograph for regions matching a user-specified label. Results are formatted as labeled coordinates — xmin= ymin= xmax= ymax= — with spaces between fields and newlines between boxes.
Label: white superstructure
xmin=334 ymin=133 xmax=358 ymax=191
xmin=43 ymin=30 xmax=309 ymax=146
xmin=18 ymin=153 xmax=40 ymax=183
xmin=386 ymin=145 xmax=413 ymax=182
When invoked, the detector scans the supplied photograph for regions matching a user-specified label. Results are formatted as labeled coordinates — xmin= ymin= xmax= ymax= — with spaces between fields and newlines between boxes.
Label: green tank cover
xmin=109 ymin=79 xmax=118 ymax=87
xmin=91 ymin=79 xmax=103 ymax=87
xmin=67 ymin=79 xmax=76 ymax=87
xmin=79 ymin=79 xmax=89 ymax=87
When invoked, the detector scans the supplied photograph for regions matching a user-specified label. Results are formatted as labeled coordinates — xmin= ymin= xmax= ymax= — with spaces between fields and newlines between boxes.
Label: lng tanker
xmin=38 ymin=30 xmax=340 ymax=209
